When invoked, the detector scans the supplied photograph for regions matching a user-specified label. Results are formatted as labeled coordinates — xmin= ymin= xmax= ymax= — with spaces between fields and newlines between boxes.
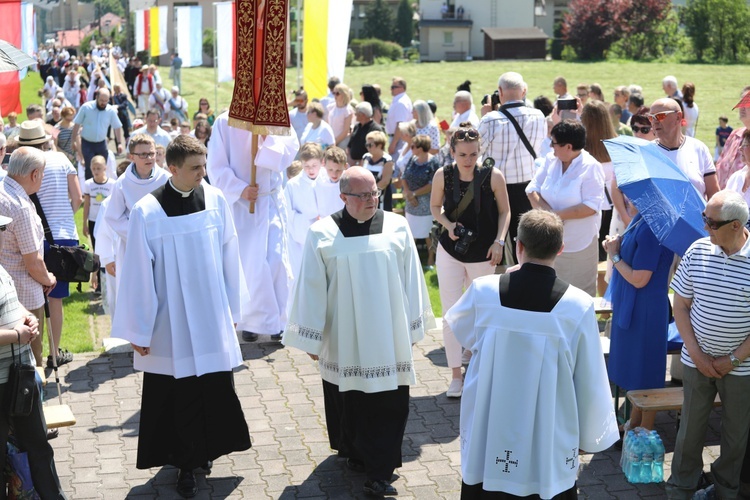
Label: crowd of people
xmin=0 ymin=43 xmax=750 ymax=498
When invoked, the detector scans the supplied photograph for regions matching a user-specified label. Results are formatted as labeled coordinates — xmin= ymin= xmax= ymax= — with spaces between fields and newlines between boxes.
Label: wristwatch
xmin=611 ymin=254 xmax=621 ymax=265
xmin=730 ymin=352 xmax=742 ymax=367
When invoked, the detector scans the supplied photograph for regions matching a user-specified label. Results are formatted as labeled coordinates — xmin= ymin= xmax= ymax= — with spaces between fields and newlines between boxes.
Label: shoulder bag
xmin=5 ymin=343 xmax=36 ymax=417
xmin=29 ymin=194 xmax=100 ymax=283
xmin=499 ymin=103 xmax=537 ymax=159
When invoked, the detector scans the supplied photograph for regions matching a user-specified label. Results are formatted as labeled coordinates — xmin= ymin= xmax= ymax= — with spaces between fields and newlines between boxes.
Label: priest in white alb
xmin=283 ymin=167 xmax=435 ymax=498
xmin=445 ymin=209 xmax=618 ymax=500
xmin=112 ymin=136 xmax=251 ymax=498
xmin=207 ymin=112 xmax=300 ymax=342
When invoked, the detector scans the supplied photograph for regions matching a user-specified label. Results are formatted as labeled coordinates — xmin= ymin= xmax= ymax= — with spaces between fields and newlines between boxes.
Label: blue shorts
xmin=43 ymin=238 xmax=79 ymax=298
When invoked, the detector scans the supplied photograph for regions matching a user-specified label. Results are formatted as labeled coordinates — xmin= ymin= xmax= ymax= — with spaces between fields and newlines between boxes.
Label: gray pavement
xmin=43 ymin=319 xmax=723 ymax=499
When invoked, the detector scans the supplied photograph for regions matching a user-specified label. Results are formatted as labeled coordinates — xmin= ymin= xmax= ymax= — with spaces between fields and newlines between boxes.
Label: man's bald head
xmin=339 ymin=167 xmax=378 ymax=221
xmin=650 ymin=98 xmax=681 ymax=114
xmin=340 ymin=166 xmax=375 ymax=194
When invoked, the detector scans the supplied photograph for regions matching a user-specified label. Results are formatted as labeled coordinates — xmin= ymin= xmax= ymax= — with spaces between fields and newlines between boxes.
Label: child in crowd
xmin=284 ymin=143 xmax=323 ymax=279
xmin=155 ymin=145 xmax=167 ymax=169
xmin=94 ymin=160 xmax=130 ymax=318
xmin=287 ymin=160 xmax=302 ymax=181
xmin=361 ymin=130 xmax=394 ymax=211
xmin=180 ymin=122 xmax=191 ymax=136
xmin=169 ymin=118 xmax=180 ymax=139
xmin=82 ymin=155 xmax=116 ymax=292
xmin=715 ymin=115 xmax=733 ymax=161
xmin=315 ymin=146 xmax=346 ymax=218
xmin=104 ymin=134 xmax=171 ymax=295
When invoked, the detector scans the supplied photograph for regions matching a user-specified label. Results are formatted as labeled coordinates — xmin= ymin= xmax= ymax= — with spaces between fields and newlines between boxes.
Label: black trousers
xmin=0 ymin=381 xmax=66 ymax=499
xmin=506 ymin=182 xmax=533 ymax=265
xmin=323 ymin=381 xmax=409 ymax=481
xmin=80 ymin=139 xmax=108 ymax=180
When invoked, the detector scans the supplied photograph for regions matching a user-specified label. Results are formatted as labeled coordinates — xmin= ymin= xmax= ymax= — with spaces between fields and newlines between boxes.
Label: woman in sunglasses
xmin=717 ymin=87 xmax=750 ymax=188
xmin=193 ymin=97 xmax=215 ymax=126
xmin=725 ymin=129 xmax=750 ymax=216
xmin=328 ymin=83 xmax=354 ymax=148
xmin=430 ymin=125 xmax=510 ymax=398
xmin=526 ymin=119 xmax=605 ymax=297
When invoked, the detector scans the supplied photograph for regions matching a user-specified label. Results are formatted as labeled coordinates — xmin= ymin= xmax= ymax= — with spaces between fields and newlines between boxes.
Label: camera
xmin=453 ymin=225 xmax=477 ymax=255
xmin=482 ymin=90 xmax=500 ymax=110
xmin=557 ymin=98 xmax=577 ymax=121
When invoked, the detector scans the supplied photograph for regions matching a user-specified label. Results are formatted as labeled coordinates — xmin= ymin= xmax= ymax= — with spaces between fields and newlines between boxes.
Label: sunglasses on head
xmin=702 ymin=212 xmax=736 ymax=230
xmin=0 ymin=225 xmax=7 ymax=232
xmin=454 ymin=129 xmax=479 ymax=141
xmin=647 ymin=110 xmax=678 ymax=122
xmin=632 ymin=125 xmax=652 ymax=134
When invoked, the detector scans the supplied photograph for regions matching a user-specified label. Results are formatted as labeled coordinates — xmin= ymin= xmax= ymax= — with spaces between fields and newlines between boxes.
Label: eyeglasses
xmin=454 ymin=129 xmax=479 ymax=142
xmin=577 ymin=93 xmax=588 ymax=98
xmin=133 ymin=152 xmax=156 ymax=159
xmin=0 ymin=225 xmax=7 ymax=232
xmin=342 ymin=189 xmax=382 ymax=201
xmin=550 ymin=141 xmax=566 ymax=147
xmin=632 ymin=125 xmax=652 ymax=134
xmin=365 ymin=142 xmax=376 ymax=148
xmin=702 ymin=212 xmax=736 ymax=230
xmin=390 ymin=85 xmax=402 ymax=90
xmin=647 ymin=110 xmax=678 ymax=122
xmin=333 ymin=92 xmax=341 ymax=96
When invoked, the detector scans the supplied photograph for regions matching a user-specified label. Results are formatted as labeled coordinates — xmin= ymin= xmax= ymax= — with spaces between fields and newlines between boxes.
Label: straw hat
xmin=17 ymin=120 xmax=51 ymax=146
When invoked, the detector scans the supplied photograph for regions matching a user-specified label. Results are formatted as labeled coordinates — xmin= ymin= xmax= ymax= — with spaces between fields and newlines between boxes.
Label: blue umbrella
xmin=603 ymin=135 xmax=707 ymax=256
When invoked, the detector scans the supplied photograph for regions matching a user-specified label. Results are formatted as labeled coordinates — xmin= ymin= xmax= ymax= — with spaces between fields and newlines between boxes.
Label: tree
xmin=615 ymin=0 xmax=672 ymax=60
xmin=562 ymin=0 xmax=627 ymax=60
xmin=363 ymin=0 xmax=394 ymax=42
xmin=394 ymin=0 xmax=413 ymax=47
xmin=681 ymin=0 xmax=750 ymax=61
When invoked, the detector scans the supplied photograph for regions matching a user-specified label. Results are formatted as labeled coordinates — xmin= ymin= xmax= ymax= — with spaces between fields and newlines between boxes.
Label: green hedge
xmin=348 ymin=38 xmax=403 ymax=65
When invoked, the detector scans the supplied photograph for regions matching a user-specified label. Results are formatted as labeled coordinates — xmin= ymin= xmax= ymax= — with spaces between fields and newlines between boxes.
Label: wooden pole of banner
xmin=249 ymin=133 xmax=258 ymax=213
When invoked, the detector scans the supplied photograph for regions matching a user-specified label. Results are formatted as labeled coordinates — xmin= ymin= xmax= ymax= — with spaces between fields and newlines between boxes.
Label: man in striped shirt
xmin=478 ymin=72 xmax=546 ymax=264
xmin=666 ymin=190 xmax=750 ymax=500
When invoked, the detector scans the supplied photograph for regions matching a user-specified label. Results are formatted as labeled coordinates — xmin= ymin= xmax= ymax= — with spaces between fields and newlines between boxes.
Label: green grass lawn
xmin=12 ymin=59 xmax=749 ymax=338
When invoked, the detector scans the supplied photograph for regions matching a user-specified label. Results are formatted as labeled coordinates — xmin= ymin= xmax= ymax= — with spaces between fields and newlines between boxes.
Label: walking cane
xmin=42 ymin=300 xmax=76 ymax=428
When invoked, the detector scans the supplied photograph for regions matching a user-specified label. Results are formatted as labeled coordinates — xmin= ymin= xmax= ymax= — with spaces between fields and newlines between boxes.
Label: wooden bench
xmin=626 ymin=387 xmax=722 ymax=429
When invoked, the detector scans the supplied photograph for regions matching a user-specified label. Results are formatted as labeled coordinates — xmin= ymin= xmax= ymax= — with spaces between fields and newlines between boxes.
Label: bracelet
xmin=494 ymin=239 xmax=505 ymax=246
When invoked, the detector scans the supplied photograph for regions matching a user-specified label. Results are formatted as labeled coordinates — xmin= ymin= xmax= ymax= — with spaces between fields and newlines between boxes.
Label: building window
xmin=443 ymin=31 xmax=453 ymax=45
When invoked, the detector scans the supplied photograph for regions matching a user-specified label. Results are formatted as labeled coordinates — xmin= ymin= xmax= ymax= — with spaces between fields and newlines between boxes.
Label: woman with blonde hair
xmin=327 ymin=83 xmax=354 ymax=148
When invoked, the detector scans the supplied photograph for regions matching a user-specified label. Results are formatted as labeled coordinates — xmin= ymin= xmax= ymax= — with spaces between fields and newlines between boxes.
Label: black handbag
xmin=4 ymin=344 xmax=36 ymax=417
xmin=29 ymin=194 xmax=100 ymax=283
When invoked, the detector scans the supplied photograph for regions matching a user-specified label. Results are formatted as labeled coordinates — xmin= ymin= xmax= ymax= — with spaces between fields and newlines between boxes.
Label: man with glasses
xmin=576 ymin=84 xmax=590 ymax=105
xmin=72 ymin=87 xmax=125 ymax=179
xmin=650 ymin=98 xmax=719 ymax=201
xmin=284 ymin=166 xmax=434 ymax=497
xmin=478 ymin=71 xmax=546 ymax=264
xmin=105 ymin=135 xmax=170 ymax=297
xmin=667 ymin=190 xmax=750 ymax=500
xmin=385 ymin=77 xmax=413 ymax=164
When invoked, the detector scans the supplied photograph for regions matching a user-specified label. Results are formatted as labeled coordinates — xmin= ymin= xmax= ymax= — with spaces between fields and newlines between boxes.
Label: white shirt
xmin=450 ymin=108 xmax=480 ymax=128
xmin=526 ymin=150 xmax=605 ymax=253
xmin=683 ymin=103 xmax=699 ymax=138
xmin=289 ymin=107 xmax=309 ymax=140
xmin=386 ymin=92 xmax=413 ymax=135
xmin=36 ymin=152 xmax=79 ymax=241
xmin=655 ymin=136 xmax=715 ymax=198
xmin=445 ymin=274 xmax=618 ymax=497
xmin=284 ymin=173 xmax=319 ymax=279
xmin=314 ymin=171 xmax=344 ymax=218
xmin=300 ymin=121 xmax=336 ymax=149
xmin=725 ymin=166 xmax=750 ymax=206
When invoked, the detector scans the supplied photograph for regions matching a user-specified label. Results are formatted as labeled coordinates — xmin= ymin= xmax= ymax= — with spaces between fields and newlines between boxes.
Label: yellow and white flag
xmin=303 ymin=0 xmax=353 ymax=99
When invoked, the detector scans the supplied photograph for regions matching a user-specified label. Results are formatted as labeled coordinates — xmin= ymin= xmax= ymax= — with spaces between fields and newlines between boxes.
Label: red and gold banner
xmin=228 ymin=0 xmax=290 ymax=136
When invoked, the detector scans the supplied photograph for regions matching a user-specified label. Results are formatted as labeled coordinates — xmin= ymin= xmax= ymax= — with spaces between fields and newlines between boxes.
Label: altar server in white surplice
xmin=284 ymin=143 xmax=323 ymax=280
xmin=314 ymin=146 xmax=347 ymax=218
xmin=445 ymin=209 xmax=618 ymax=500
xmin=112 ymin=136 xmax=251 ymax=498
xmin=208 ymin=111 xmax=300 ymax=343
xmin=104 ymin=134 xmax=170 ymax=296
xmin=283 ymin=167 xmax=435 ymax=498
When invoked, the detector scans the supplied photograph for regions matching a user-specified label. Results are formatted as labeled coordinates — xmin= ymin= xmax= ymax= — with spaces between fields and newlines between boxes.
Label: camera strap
xmin=450 ymin=164 xmax=493 ymax=222
xmin=499 ymin=103 xmax=537 ymax=160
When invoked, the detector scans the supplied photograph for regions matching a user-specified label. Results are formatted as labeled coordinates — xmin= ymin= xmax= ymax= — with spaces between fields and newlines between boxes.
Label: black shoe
xmin=346 ymin=458 xmax=366 ymax=473
xmin=47 ymin=349 xmax=73 ymax=368
xmin=363 ymin=479 xmax=397 ymax=497
xmin=195 ymin=460 xmax=212 ymax=475
xmin=242 ymin=331 xmax=259 ymax=342
xmin=176 ymin=469 xmax=197 ymax=498
xmin=270 ymin=331 xmax=283 ymax=343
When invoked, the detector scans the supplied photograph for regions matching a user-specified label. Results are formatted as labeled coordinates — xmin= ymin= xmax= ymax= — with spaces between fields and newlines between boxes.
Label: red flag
xmin=0 ymin=0 xmax=22 ymax=117
xmin=228 ymin=0 xmax=290 ymax=135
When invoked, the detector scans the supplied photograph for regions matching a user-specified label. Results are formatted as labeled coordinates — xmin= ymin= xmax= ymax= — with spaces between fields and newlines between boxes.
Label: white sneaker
xmin=447 ymin=378 xmax=463 ymax=398
xmin=461 ymin=349 xmax=472 ymax=366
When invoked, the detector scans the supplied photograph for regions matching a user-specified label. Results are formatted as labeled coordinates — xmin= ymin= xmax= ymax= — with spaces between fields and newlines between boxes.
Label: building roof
xmin=481 ymin=27 xmax=548 ymax=41
xmin=57 ymin=29 xmax=84 ymax=48
xmin=418 ymin=19 xmax=473 ymax=28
